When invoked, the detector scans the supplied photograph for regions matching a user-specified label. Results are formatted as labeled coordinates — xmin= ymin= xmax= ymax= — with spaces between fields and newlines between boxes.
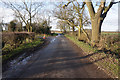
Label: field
xmin=101 ymin=31 xmax=120 ymax=35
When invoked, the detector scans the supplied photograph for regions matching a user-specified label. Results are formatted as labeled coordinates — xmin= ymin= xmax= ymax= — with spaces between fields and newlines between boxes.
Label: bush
xmin=98 ymin=34 xmax=120 ymax=58
xmin=2 ymin=38 xmax=44 ymax=63
xmin=2 ymin=32 xmax=35 ymax=55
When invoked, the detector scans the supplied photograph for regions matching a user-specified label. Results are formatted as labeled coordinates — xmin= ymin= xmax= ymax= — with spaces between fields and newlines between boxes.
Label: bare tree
xmin=53 ymin=2 xmax=76 ymax=33
xmin=63 ymin=1 xmax=90 ymax=42
xmin=57 ymin=20 xmax=69 ymax=33
xmin=85 ymin=0 xmax=120 ymax=45
xmin=2 ymin=0 xmax=43 ymax=32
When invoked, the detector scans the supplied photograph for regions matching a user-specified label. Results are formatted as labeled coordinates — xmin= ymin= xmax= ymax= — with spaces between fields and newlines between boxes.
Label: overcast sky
xmin=101 ymin=3 xmax=118 ymax=31
xmin=0 ymin=1 xmax=119 ymax=31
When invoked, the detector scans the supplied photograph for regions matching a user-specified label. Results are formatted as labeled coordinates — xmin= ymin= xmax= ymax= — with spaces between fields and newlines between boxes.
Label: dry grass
xmin=65 ymin=34 xmax=119 ymax=78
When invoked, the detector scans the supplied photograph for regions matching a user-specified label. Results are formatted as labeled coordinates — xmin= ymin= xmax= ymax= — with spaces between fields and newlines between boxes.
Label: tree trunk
xmin=20 ymin=22 xmax=22 ymax=31
xmin=78 ymin=27 xmax=81 ymax=39
xmin=30 ymin=26 xmax=32 ymax=32
xmin=63 ymin=26 xmax=66 ymax=33
xmin=78 ymin=18 xmax=83 ymax=40
xmin=91 ymin=18 xmax=103 ymax=46
xmin=26 ymin=24 xmax=30 ymax=32
xmin=30 ymin=14 xmax=32 ymax=32
xmin=72 ymin=26 xmax=75 ymax=35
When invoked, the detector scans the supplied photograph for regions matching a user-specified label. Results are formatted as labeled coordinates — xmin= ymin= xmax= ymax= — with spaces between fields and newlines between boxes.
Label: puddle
xmin=51 ymin=38 xmax=56 ymax=43
xmin=10 ymin=53 xmax=33 ymax=70
xmin=4 ymin=52 xmax=33 ymax=73
xmin=3 ymin=52 xmax=34 ymax=78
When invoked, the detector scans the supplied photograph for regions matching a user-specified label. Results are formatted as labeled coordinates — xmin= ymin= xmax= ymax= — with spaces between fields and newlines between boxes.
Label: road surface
xmin=3 ymin=35 xmax=109 ymax=78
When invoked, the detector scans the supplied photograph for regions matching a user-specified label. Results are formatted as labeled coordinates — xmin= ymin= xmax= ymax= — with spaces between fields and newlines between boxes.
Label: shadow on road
xmin=3 ymin=36 xmax=109 ymax=78
xmin=23 ymin=50 xmax=108 ymax=78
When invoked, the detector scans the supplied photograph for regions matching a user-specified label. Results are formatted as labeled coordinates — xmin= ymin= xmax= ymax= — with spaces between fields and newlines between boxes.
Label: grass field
xmin=101 ymin=32 xmax=120 ymax=35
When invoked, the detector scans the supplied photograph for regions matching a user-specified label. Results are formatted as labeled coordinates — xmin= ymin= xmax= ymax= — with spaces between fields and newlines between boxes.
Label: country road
xmin=3 ymin=35 xmax=110 ymax=78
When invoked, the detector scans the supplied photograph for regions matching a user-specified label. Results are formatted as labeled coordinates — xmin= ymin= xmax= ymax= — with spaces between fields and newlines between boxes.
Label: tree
xmin=63 ymin=1 xmax=90 ymax=42
xmin=53 ymin=2 xmax=76 ymax=34
xmin=57 ymin=20 xmax=69 ymax=33
xmin=14 ymin=14 xmax=23 ymax=31
xmin=8 ymin=20 xmax=17 ymax=32
xmin=3 ymin=0 xmax=43 ymax=32
xmin=85 ymin=0 xmax=119 ymax=45
xmin=15 ymin=22 xmax=23 ymax=32
xmin=32 ymin=18 xmax=51 ymax=34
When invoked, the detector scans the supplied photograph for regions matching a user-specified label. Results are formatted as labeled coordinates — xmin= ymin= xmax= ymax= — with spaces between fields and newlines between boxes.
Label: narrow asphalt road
xmin=3 ymin=35 xmax=109 ymax=78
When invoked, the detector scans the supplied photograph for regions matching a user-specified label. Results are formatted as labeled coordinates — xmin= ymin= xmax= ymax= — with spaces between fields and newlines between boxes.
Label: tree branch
xmin=102 ymin=0 xmax=120 ymax=19
xmin=85 ymin=0 xmax=95 ymax=18
xmin=95 ymin=0 xmax=105 ymax=18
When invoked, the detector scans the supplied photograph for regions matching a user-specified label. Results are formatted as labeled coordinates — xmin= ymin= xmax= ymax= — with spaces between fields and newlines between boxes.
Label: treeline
xmin=5 ymin=19 xmax=51 ymax=34
xmin=54 ymin=0 xmax=119 ymax=46
xmin=1 ymin=0 xmax=53 ymax=58
xmin=53 ymin=1 xmax=120 ymax=58
xmin=2 ymin=18 xmax=51 ymax=54
xmin=2 ymin=0 xmax=51 ymax=34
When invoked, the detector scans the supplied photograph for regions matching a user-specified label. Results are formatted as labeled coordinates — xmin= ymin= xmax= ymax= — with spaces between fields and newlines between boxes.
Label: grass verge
xmin=65 ymin=34 xmax=118 ymax=78
xmin=2 ymin=38 xmax=44 ymax=63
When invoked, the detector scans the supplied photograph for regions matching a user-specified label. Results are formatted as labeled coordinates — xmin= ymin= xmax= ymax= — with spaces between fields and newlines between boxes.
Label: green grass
xmin=2 ymin=38 xmax=44 ymax=62
xmin=65 ymin=34 xmax=97 ymax=53
xmin=65 ymin=34 xmax=119 ymax=78
xmin=101 ymin=32 xmax=120 ymax=35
